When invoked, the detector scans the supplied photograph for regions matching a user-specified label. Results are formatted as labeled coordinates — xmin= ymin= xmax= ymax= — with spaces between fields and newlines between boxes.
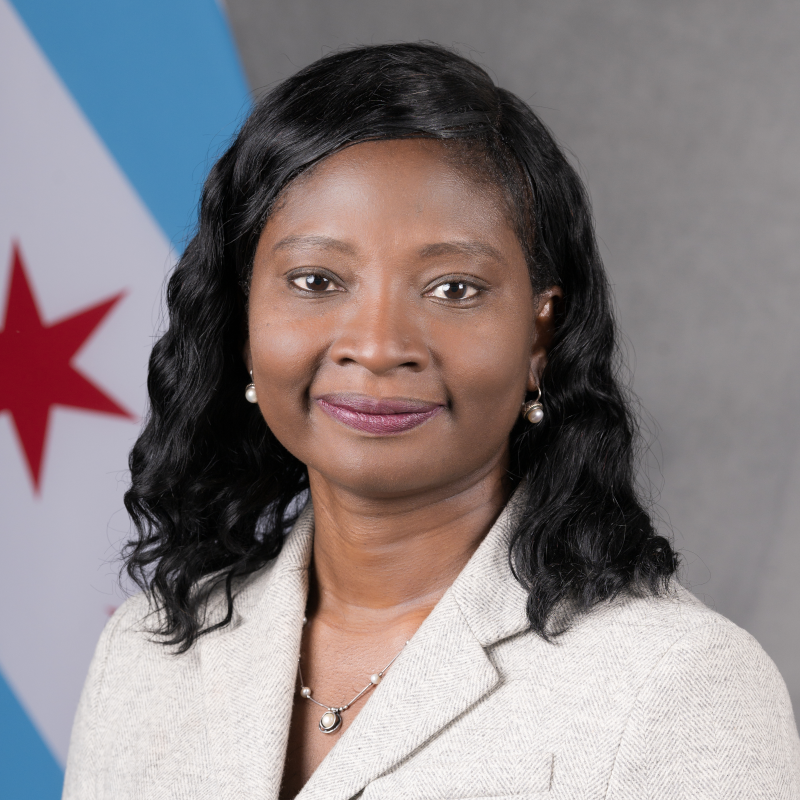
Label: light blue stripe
xmin=11 ymin=0 xmax=251 ymax=248
xmin=0 ymin=670 xmax=63 ymax=799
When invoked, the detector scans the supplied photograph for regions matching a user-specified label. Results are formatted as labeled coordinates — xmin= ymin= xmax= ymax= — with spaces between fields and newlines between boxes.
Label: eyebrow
xmin=418 ymin=241 xmax=506 ymax=264
xmin=271 ymin=235 xmax=506 ymax=264
xmin=272 ymin=235 xmax=356 ymax=255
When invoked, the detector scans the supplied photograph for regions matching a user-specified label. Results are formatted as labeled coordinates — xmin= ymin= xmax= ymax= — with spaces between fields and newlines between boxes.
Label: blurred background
xmin=1 ymin=0 xmax=798 ymax=795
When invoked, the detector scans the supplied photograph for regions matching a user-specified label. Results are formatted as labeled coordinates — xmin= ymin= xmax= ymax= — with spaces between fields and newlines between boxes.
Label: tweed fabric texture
xmin=63 ymin=498 xmax=800 ymax=799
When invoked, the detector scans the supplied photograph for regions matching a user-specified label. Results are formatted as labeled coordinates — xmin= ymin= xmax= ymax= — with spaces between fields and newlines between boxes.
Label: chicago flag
xmin=0 ymin=2 xmax=249 ymax=796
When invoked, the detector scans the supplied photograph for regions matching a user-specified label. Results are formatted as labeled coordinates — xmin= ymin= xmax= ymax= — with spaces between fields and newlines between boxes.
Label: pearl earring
xmin=521 ymin=387 xmax=544 ymax=424
xmin=245 ymin=371 xmax=258 ymax=404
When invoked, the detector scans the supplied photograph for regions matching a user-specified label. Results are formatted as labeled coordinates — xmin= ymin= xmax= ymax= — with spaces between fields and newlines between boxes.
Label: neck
xmin=305 ymin=464 xmax=512 ymax=632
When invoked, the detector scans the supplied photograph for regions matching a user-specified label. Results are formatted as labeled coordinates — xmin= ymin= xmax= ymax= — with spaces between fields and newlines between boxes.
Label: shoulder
xmin=584 ymin=585 xmax=800 ymax=798
xmin=568 ymin=583 xmax=798 ymax=723
xmin=493 ymin=574 xmax=788 ymax=702
xmin=493 ymin=580 xmax=795 ymax=724
xmin=63 ymin=563 xmax=280 ymax=799
xmin=69 ymin=561 xmax=281 ymax=735
xmin=504 ymin=581 xmax=795 ymax=710
xmin=560 ymin=581 xmax=769 ymax=672
xmin=101 ymin=555 xmax=280 ymax=652
xmin=590 ymin=583 xmax=791 ymax=719
xmin=73 ymin=592 xmax=187 ymax=735
xmin=492 ymin=584 xmax=800 ymax=797
xmin=91 ymin=592 xmax=159 ymax=683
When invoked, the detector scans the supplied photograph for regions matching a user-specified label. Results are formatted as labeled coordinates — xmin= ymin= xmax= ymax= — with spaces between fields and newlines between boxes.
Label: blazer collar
xmin=199 ymin=488 xmax=530 ymax=800
xmin=198 ymin=503 xmax=314 ymax=800
xmin=448 ymin=484 xmax=530 ymax=647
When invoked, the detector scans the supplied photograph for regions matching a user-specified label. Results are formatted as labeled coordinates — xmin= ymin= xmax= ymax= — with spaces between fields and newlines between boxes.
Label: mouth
xmin=314 ymin=393 xmax=445 ymax=435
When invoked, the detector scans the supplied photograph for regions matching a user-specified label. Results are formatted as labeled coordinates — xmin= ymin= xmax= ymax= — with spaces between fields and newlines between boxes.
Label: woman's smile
xmin=314 ymin=393 xmax=445 ymax=435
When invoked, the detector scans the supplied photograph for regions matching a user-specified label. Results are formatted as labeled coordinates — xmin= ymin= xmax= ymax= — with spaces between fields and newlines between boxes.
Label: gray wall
xmin=223 ymin=0 xmax=800 ymax=709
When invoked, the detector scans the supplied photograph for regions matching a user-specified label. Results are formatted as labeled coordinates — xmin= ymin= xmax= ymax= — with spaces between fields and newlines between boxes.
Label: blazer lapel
xmin=199 ymin=504 xmax=314 ymax=800
xmin=297 ymin=593 xmax=499 ymax=800
xmin=297 ymin=489 xmax=530 ymax=800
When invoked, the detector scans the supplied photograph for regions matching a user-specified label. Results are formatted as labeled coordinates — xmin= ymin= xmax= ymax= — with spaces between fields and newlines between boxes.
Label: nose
xmin=328 ymin=292 xmax=429 ymax=375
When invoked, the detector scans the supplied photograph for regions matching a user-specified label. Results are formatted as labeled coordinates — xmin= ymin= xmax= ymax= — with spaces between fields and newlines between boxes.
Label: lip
xmin=314 ymin=393 xmax=445 ymax=435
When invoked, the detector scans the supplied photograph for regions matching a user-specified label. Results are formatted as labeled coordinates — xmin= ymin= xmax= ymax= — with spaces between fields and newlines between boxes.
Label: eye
xmin=427 ymin=281 xmax=480 ymax=301
xmin=290 ymin=272 xmax=339 ymax=293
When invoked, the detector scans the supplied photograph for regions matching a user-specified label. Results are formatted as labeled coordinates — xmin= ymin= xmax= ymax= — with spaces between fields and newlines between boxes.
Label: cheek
xmin=434 ymin=310 xmax=533 ymax=428
xmin=248 ymin=303 xmax=322 ymax=431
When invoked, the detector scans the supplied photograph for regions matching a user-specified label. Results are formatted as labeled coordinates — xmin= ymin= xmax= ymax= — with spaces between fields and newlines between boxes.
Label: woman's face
xmin=247 ymin=139 xmax=558 ymax=498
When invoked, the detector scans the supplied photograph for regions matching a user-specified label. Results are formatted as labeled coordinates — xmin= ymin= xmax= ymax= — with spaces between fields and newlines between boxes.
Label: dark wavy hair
xmin=124 ymin=42 xmax=677 ymax=651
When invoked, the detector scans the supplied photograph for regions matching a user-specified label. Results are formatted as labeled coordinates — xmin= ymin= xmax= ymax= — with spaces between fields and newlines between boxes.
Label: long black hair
xmin=124 ymin=42 xmax=677 ymax=651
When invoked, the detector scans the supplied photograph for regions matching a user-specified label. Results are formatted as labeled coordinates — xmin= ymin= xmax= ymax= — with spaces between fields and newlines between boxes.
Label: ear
xmin=527 ymin=286 xmax=563 ymax=392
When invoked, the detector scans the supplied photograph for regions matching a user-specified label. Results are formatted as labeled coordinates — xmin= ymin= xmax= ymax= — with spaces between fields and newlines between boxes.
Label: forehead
xmin=260 ymin=139 xmax=516 ymax=249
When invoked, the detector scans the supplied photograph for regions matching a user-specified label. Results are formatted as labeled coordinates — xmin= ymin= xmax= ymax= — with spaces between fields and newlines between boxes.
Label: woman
xmin=63 ymin=43 xmax=799 ymax=799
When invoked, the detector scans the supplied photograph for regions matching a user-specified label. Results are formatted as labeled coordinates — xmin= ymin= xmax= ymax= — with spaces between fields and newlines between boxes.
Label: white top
xmin=63 ymin=497 xmax=800 ymax=799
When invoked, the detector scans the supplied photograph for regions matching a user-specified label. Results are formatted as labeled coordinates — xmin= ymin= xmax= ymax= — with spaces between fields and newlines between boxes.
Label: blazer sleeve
xmin=605 ymin=618 xmax=800 ymax=799
xmin=61 ymin=599 xmax=139 ymax=800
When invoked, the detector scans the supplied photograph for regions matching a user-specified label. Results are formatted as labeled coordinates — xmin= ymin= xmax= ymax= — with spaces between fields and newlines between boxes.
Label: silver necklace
xmin=297 ymin=616 xmax=408 ymax=734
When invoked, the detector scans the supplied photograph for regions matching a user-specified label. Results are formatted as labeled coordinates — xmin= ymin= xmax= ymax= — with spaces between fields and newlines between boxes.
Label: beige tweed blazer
xmin=63 ymin=497 xmax=800 ymax=800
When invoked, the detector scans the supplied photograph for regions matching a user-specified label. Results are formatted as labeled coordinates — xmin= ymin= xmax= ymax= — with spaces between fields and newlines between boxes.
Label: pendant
xmin=319 ymin=709 xmax=342 ymax=734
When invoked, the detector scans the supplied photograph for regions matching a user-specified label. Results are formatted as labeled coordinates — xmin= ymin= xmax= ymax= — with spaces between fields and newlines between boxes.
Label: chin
xmin=303 ymin=445 xmax=447 ymax=498
xmin=322 ymin=465 xmax=445 ymax=499
xmin=306 ymin=439 xmax=505 ymax=501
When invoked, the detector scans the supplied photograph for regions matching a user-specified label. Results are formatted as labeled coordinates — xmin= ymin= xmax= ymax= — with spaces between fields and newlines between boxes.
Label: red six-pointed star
xmin=0 ymin=243 xmax=133 ymax=491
